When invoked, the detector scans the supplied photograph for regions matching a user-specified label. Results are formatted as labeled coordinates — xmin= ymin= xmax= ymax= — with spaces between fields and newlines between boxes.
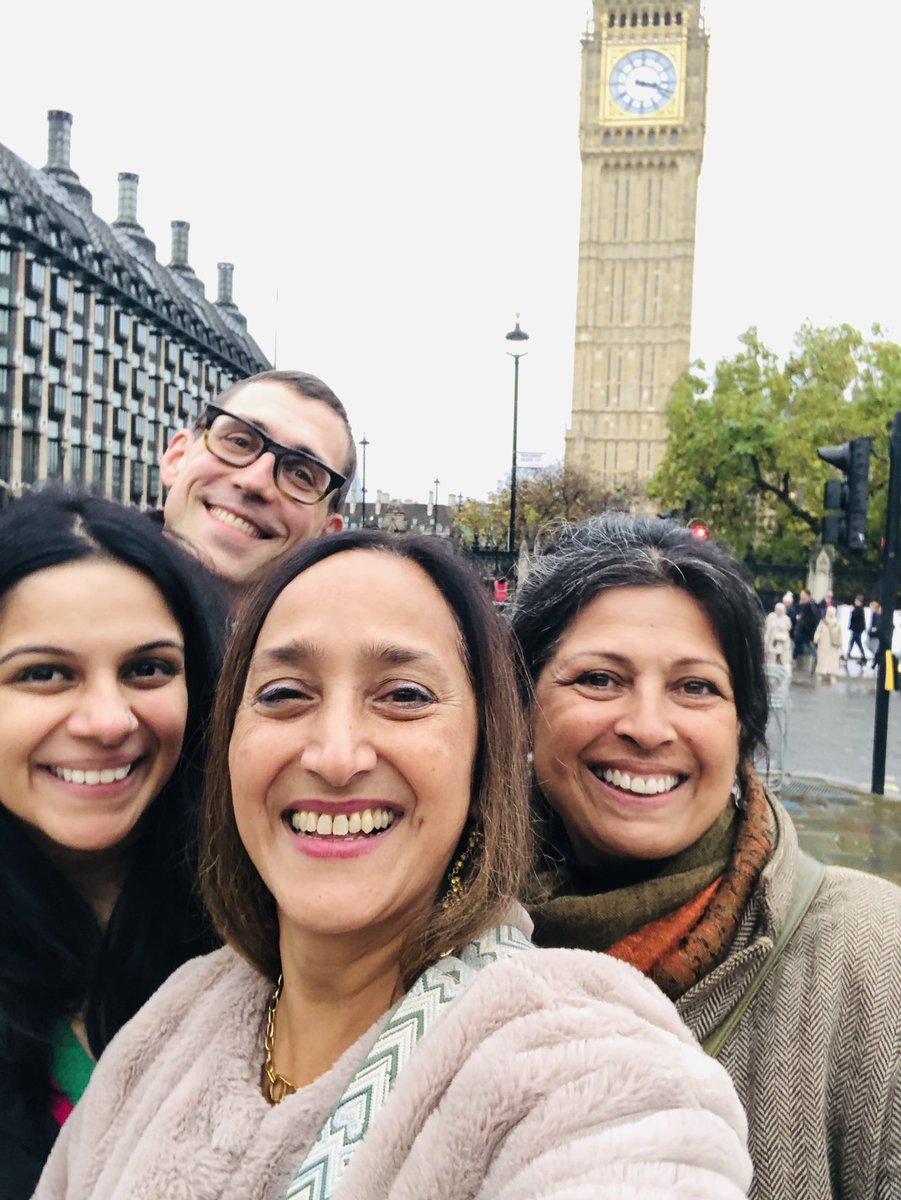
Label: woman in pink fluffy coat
xmin=35 ymin=531 xmax=751 ymax=1200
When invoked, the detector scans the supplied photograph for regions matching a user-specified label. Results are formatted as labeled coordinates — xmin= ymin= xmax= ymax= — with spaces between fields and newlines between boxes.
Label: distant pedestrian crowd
xmin=765 ymin=588 xmax=884 ymax=684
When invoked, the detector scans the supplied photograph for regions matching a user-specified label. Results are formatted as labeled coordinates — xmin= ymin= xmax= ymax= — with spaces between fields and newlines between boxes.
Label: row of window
xmin=9 ymin=253 xmax=237 ymax=399
xmin=8 ymin=221 xmax=254 ymax=372
xmin=601 ymin=128 xmax=680 ymax=144
xmin=3 ymin=426 xmax=162 ymax=503
xmin=608 ymin=9 xmax=684 ymax=27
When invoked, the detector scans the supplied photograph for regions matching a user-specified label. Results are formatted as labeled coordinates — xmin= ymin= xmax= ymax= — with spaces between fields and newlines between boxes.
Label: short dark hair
xmin=211 ymin=369 xmax=357 ymax=512
xmin=201 ymin=529 xmax=533 ymax=986
xmin=0 ymin=486 xmax=228 ymax=1114
xmin=511 ymin=514 xmax=769 ymax=777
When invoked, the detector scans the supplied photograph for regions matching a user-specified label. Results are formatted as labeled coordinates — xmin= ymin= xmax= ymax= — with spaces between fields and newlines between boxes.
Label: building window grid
xmin=2 ymin=237 xmax=263 ymax=504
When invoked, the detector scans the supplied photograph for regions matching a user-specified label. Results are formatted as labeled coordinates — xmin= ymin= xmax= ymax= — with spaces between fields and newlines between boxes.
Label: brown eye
xmin=378 ymin=682 xmax=435 ymax=708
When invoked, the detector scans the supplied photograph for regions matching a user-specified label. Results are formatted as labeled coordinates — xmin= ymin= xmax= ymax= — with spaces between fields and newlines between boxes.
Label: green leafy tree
xmin=649 ymin=324 xmax=901 ymax=561
xmin=455 ymin=463 xmax=640 ymax=552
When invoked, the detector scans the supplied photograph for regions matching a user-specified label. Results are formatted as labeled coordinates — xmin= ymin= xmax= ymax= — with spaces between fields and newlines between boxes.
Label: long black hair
xmin=0 ymin=487 xmax=228 ymax=1116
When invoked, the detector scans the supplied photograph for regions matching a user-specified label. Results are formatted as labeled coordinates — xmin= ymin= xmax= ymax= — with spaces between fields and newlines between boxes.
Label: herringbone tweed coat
xmin=676 ymin=794 xmax=901 ymax=1200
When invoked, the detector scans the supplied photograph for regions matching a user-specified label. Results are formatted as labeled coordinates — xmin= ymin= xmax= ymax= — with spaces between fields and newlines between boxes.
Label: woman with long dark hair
xmin=0 ymin=488 xmax=227 ymax=1198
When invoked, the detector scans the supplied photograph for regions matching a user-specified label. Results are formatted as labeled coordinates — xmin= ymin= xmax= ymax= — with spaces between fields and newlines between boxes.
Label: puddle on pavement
xmin=774 ymin=777 xmax=901 ymax=885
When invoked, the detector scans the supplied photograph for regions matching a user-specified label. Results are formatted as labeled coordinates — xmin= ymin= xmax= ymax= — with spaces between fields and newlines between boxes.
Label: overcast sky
xmin=4 ymin=1 xmax=900 ymax=502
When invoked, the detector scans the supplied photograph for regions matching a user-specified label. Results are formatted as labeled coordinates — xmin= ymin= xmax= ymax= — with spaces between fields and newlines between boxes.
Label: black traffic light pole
xmin=871 ymin=411 xmax=901 ymax=794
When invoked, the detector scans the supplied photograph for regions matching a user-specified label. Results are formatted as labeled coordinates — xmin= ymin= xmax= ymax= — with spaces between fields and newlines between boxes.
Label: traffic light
xmin=818 ymin=436 xmax=872 ymax=552
xmin=689 ymin=520 xmax=710 ymax=541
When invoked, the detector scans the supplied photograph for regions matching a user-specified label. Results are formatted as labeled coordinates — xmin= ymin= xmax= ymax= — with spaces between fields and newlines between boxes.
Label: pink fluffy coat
xmin=35 ymin=944 xmax=751 ymax=1199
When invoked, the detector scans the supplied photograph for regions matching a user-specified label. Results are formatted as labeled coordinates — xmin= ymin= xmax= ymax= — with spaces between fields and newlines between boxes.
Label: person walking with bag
xmin=814 ymin=606 xmax=843 ymax=684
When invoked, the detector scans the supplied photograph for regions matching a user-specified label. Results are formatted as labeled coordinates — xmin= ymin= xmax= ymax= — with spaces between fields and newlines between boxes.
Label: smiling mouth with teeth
xmin=594 ymin=767 xmax=684 ymax=797
xmin=206 ymin=505 xmax=268 ymax=540
xmin=286 ymin=808 xmax=398 ymax=838
xmin=46 ymin=763 xmax=136 ymax=786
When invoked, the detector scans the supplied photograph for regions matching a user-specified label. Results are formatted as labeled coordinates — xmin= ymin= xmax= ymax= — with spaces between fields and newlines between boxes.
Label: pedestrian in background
xmin=814 ymin=606 xmax=843 ymax=684
xmin=792 ymin=588 xmax=820 ymax=667
xmin=764 ymin=601 xmax=792 ymax=667
xmin=867 ymin=600 xmax=882 ymax=669
xmin=847 ymin=596 xmax=867 ymax=664
xmin=782 ymin=591 xmax=796 ymax=636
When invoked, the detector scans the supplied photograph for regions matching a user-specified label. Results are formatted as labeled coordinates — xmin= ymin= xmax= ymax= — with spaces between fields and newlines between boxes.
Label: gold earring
xmin=442 ymin=828 xmax=482 ymax=910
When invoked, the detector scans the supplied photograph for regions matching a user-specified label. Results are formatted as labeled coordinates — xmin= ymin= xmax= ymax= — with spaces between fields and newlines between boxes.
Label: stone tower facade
xmin=565 ymin=2 xmax=709 ymax=488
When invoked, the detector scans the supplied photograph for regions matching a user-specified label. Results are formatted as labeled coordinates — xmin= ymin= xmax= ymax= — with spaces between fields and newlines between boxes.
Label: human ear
xmin=160 ymin=429 xmax=195 ymax=488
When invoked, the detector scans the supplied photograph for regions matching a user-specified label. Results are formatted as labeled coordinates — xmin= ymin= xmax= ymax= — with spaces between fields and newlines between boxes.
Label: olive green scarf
xmin=529 ymin=804 xmax=738 ymax=954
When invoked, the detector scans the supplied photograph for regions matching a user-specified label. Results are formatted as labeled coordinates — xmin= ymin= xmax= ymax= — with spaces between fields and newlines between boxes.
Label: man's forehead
xmin=219 ymin=384 xmax=346 ymax=456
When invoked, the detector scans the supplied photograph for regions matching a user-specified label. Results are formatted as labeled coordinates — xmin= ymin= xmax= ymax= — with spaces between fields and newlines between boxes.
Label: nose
xmin=299 ymin=701 xmax=377 ymax=787
xmin=67 ymin=681 xmax=139 ymax=745
xmin=231 ymin=450 xmax=279 ymax=500
xmin=611 ymin=683 xmax=676 ymax=749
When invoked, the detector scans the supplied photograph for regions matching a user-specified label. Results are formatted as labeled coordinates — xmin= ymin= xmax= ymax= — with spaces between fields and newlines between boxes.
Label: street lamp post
xmin=433 ymin=476 xmax=440 ymax=535
xmin=505 ymin=315 xmax=529 ymax=554
xmin=359 ymin=435 xmax=369 ymax=528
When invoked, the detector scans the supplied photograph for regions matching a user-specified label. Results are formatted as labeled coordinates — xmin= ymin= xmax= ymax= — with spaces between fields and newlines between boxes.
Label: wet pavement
xmin=760 ymin=670 xmax=901 ymax=885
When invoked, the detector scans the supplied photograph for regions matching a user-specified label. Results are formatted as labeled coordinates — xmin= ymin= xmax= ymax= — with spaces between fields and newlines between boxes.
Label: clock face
xmin=610 ymin=49 xmax=678 ymax=115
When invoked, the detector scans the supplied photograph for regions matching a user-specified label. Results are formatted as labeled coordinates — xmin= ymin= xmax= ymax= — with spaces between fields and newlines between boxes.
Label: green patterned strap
xmin=285 ymin=924 xmax=533 ymax=1200
xmin=702 ymin=852 xmax=826 ymax=1059
xmin=51 ymin=1022 xmax=94 ymax=1106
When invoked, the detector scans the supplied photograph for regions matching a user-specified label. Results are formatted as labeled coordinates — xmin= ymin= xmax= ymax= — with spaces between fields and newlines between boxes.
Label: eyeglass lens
xmin=208 ymin=412 xmax=332 ymax=502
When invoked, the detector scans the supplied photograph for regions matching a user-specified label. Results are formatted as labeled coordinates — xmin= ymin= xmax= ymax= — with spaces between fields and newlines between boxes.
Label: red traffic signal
xmin=689 ymin=521 xmax=710 ymax=540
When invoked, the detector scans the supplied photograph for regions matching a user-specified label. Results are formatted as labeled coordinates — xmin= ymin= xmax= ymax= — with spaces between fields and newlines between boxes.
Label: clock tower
xmin=565 ymin=2 xmax=709 ymax=488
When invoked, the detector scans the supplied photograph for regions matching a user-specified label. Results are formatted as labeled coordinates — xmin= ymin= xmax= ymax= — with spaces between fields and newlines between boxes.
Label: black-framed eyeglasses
xmin=199 ymin=404 xmax=347 ymax=506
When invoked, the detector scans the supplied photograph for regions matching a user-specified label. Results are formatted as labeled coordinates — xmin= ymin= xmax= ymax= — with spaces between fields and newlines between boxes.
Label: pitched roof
xmin=0 ymin=139 xmax=269 ymax=376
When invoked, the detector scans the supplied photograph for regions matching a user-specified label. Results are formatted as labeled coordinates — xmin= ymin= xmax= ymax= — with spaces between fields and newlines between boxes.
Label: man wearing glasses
xmin=161 ymin=369 xmax=355 ymax=591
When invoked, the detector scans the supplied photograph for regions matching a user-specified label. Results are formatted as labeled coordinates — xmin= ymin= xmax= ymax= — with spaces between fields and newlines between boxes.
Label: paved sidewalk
xmin=759 ymin=671 xmax=901 ymax=884
xmin=774 ymin=670 xmax=901 ymax=793
xmin=775 ymin=773 xmax=901 ymax=885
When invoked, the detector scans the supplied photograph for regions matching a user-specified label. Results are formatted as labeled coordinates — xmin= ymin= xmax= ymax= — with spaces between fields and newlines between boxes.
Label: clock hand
xmin=634 ymin=78 xmax=673 ymax=94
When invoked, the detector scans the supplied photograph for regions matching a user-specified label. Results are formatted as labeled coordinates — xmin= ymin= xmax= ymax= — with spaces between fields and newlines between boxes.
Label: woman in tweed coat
xmin=513 ymin=515 xmax=900 ymax=1200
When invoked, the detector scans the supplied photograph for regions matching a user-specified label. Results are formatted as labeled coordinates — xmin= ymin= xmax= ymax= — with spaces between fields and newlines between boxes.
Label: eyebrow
xmin=563 ymin=650 xmax=730 ymax=673
xmin=228 ymin=411 xmax=321 ymax=461
xmin=250 ymin=639 xmax=453 ymax=676
xmin=0 ymin=639 xmax=185 ymax=667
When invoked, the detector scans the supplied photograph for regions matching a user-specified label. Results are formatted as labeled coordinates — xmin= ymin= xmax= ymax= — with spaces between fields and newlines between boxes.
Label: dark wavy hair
xmin=201 ymin=529 xmax=533 ymax=987
xmin=512 ymin=515 xmax=769 ymax=792
xmin=0 ymin=488 xmax=228 ymax=1120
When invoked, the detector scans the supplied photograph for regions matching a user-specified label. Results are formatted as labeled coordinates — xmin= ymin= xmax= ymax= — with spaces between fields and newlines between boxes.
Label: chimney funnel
xmin=113 ymin=172 xmax=156 ymax=257
xmin=42 ymin=110 xmax=92 ymax=208
xmin=168 ymin=221 xmax=205 ymax=296
xmin=116 ymin=172 xmax=139 ymax=224
xmin=214 ymin=260 xmax=246 ymax=326
xmin=46 ymin=110 xmax=72 ymax=171
xmin=169 ymin=220 xmax=190 ymax=269
xmin=216 ymin=262 xmax=235 ymax=306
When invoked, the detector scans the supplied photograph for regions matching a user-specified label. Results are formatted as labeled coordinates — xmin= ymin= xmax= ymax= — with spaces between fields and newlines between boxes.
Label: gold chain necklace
xmin=263 ymin=974 xmax=297 ymax=1105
